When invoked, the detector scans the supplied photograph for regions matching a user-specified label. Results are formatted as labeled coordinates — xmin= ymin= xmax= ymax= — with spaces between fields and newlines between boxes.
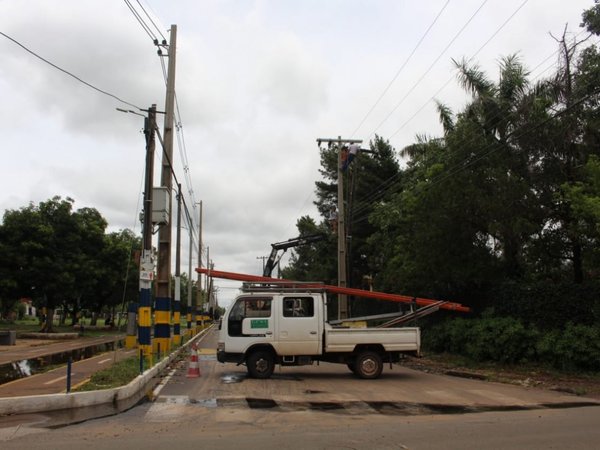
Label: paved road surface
xmin=1 ymin=328 xmax=599 ymax=449
xmin=156 ymin=328 xmax=598 ymax=412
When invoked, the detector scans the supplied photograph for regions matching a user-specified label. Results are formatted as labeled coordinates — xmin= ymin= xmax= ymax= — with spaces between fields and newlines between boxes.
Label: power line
xmin=350 ymin=0 xmax=451 ymax=138
xmin=123 ymin=0 xmax=157 ymax=42
xmin=135 ymin=0 xmax=167 ymax=42
xmin=0 ymin=31 xmax=142 ymax=111
xmin=350 ymin=0 xmax=540 ymax=218
xmin=368 ymin=0 xmax=490 ymax=139
xmin=388 ymin=0 xmax=531 ymax=140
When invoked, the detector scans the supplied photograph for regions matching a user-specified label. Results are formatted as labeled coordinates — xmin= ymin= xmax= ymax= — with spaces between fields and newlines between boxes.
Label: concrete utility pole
xmin=316 ymin=136 xmax=362 ymax=320
xmin=196 ymin=201 xmax=202 ymax=332
xmin=186 ymin=215 xmax=194 ymax=337
xmin=138 ymin=104 xmax=157 ymax=359
xmin=256 ymin=256 xmax=268 ymax=273
xmin=155 ymin=24 xmax=177 ymax=353
xmin=173 ymin=183 xmax=182 ymax=346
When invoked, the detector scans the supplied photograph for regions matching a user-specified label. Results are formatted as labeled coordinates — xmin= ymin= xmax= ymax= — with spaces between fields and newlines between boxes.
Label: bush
xmin=464 ymin=316 xmax=538 ymax=363
xmin=490 ymin=281 xmax=600 ymax=330
xmin=537 ymin=323 xmax=600 ymax=371
xmin=425 ymin=316 xmax=600 ymax=371
xmin=425 ymin=317 xmax=471 ymax=354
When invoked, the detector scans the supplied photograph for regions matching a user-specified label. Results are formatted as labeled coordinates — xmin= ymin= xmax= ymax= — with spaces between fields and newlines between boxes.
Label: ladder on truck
xmin=197 ymin=268 xmax=470 ymax=322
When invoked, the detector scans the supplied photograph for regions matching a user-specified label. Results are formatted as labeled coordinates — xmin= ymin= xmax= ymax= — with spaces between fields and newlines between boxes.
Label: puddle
xmin=246 ymin=398 xmax=278 ymax=409
xmin=0 ymin=340 xmax=123 ymax=385
xmin=309 ymin=401 xmax=345 ymax=411
xmin=221 ymin=373 xmax=245 ymax=384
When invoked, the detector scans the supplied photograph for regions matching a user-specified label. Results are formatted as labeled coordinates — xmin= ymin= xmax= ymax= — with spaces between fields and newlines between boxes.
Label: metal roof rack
xmin=241 ymin=281 xmax=327 ymax=293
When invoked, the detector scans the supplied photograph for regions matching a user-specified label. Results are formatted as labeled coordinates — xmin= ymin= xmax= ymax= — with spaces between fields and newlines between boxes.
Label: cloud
xmin=251 ymin=33 xmax=329 ymax=119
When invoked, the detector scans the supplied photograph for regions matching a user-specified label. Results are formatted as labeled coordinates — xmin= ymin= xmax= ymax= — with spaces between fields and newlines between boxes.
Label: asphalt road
xmin=1 ymin=328 xmax=599 ymax=449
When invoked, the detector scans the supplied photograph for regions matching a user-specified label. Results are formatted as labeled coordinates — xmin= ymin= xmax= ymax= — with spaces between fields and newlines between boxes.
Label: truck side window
xmin=228 ymin=297 xmax=272 ymax=337
xmin=283 ymin=297 xmax=314 ymax=318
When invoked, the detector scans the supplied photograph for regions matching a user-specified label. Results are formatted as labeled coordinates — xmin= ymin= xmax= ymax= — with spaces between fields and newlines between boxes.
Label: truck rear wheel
xmin=246 ymin=350 xmax=275 ymax=379
xmin=354 ymin=350 xmax=383 ymax=379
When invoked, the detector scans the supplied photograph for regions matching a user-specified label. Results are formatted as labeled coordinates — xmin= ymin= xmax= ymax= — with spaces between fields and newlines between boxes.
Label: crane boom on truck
xmin=262 ymin=233 xmax=326 ymax=277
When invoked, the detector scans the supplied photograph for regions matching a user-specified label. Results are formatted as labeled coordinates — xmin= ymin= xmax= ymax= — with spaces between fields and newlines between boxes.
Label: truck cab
xmin=218 ymin=290 xmax=326 ymax=373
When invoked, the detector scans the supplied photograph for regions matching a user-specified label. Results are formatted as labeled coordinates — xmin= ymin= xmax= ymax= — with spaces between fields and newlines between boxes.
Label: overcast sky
xmin=0 ymin=0 xmax=594 ymax=307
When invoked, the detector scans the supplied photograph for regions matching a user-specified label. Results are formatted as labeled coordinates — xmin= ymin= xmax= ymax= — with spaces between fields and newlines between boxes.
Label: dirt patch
xmin=403 ymin=354 xmax=600 ymax=400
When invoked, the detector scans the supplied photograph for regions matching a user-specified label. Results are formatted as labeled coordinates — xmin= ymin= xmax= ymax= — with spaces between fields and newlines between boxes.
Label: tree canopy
xmin=0 ymin=197 xmax=140 ymax=331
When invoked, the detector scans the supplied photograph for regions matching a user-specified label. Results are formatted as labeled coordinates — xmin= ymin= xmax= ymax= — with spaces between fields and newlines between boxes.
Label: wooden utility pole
xmin=155 ymin=24 xmax=177 ymax=353
xmin=316 ymin=136 xmax=362 ymax=320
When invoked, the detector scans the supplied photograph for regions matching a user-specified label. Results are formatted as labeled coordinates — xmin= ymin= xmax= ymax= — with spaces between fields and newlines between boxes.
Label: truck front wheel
xmin=354 ymin=350 xmax=383 ymax=379
xmin=246 ymin=350 xmax=275 ymax=379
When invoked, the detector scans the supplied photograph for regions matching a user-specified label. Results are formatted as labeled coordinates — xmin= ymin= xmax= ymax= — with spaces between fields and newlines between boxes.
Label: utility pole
xmin=195 ymin=201 xmax=202 ymax=332
xmin=186 ymin=214 xmax=193 ymax=337
xmin=256 ymin=256 xmax=268 ymax=274
xmin=316 ymin=136 xmax=362 ymax=320
xmin=173 ymin=183 xmax=182 ymax=346
xmin=207 ymin=258 xmax=214 ymax=318
xmin=155 ymin=24 xmax=177 ymax=354
xmin=138 ymin=104 xmax=157 ymax=360
xmin=206 ymin=247 xmax=211 ymax=315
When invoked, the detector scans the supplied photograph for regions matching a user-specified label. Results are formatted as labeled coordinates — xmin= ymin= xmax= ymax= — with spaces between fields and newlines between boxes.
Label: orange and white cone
xmin=186 ymin=344 xmax=201 ymax=378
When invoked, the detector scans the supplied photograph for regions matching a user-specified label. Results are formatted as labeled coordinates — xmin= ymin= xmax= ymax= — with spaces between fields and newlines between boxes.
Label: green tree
xmin=83 ymin=229 xmax=140 ymax=326
xmin=0 ymin=197 xmax=132 ymax=331
xmin=281 ymin=216 xmax=334 ymax=283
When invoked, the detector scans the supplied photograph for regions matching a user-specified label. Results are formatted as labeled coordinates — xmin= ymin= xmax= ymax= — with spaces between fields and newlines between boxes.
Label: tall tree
xmin=0 ymin=197 xmax=110 ymax=331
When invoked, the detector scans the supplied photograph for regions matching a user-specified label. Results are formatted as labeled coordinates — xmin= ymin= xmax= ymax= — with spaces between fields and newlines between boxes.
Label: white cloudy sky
xmin=0 ymin=0 xmax=594 ymax=306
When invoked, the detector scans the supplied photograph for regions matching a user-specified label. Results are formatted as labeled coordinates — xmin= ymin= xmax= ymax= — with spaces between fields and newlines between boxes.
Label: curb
xmin=0 ymin=327 xmax=211 ymax=417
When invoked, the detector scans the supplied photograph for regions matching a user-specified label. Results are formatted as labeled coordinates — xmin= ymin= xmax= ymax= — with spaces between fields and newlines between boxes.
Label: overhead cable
xmin=0 ymin=31 xmax=142 ymax=111
xmin=350 ymin=0 xmax=451 ymax=138
xmin=369 ymin=0 xmax=490 ymax=138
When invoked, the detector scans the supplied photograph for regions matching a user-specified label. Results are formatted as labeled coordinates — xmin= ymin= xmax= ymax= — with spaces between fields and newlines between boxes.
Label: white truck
xmin=217 ymin=283 xmax=421 ymax=379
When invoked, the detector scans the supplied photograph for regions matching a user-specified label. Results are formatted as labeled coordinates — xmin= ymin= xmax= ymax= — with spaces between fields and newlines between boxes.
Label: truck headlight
xmin=217 ymin=342 xmax=225 ymax=351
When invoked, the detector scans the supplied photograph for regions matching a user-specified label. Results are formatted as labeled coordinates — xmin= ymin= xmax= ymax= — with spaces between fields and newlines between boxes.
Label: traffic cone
xmin=186 ymin=344 xmax=201 ymax=378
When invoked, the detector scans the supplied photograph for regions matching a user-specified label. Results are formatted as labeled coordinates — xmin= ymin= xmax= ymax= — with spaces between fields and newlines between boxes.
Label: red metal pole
xmin=196 ymin=268 xmax=470 ymax=313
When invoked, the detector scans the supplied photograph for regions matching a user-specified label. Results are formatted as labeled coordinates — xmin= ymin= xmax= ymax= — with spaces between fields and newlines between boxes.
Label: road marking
xmin=44 ymin=375 xmax=67 ymax=385
xmin=97 ymin=358 xmax=112 ymax=365
xmin=197 ymin=348 xmax=216 ymax=355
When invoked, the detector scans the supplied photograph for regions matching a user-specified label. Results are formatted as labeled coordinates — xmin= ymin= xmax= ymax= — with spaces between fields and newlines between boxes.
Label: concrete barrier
xmin=0 ymin=329 xmax=210 ymax=416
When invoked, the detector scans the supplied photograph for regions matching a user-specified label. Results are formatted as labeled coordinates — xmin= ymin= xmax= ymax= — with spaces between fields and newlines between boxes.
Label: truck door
xmin=227 ymin=297 xmax=273 ymax=339
xmin=275 ymin=296 xmax=321 ymax=355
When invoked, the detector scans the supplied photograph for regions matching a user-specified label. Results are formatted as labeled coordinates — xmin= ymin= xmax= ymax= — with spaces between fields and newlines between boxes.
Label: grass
xmin=73 ymin=356 xmax=141 ymax=392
